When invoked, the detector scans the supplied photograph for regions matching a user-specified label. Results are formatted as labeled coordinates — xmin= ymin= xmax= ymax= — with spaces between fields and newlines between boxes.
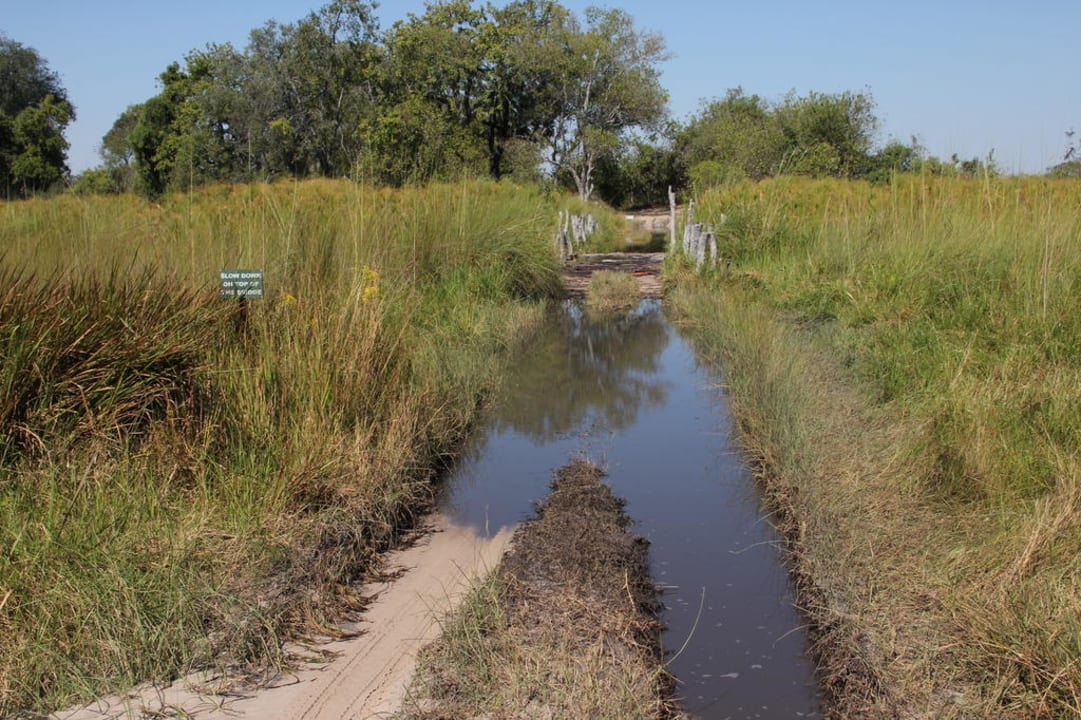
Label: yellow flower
xmin=358 ymin=265 xmax=380 ymax=304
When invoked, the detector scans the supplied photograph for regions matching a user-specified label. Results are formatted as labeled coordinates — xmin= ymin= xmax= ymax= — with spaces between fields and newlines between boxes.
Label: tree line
xmin=673 ymin=87 xmax=1003 ymax=194
xmin=80 ymin=0 xmax=668 ymax=202
xmin=1 ymin=1 xmax=1058 ymax=206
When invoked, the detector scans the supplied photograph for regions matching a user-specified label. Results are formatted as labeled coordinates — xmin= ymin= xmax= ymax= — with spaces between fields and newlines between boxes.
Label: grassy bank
xmin=0 ymin=179 xmax=562 ymax=716
xmin=669 ymin=175 xmax=1081 ymax=718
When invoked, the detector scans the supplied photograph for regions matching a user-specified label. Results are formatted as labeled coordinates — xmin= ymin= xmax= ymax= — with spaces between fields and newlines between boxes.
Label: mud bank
xmin=400 ymin=460 xmax=680 ymax=719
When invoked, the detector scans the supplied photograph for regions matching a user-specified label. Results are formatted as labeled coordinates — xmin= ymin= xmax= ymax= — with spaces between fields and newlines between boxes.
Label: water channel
xmin=438 ymin=299 xmax=821 ymax=719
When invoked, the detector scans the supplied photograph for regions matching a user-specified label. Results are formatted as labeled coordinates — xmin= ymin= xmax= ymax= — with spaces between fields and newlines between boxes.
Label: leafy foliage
xmin=679 ymin=87 xmax=878 ymax=185
xmin=0 ymin=34 xmax=75 ymax=197
xmin=92 ymin=0 xmax=668 ymax=201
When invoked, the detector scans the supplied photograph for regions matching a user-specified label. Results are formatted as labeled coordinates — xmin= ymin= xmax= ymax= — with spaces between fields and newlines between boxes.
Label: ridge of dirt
xmin=563 ymin=252 xmax=664 ymax=299
xmin=52 ymin=515 xmax=513 ymax=720
xmin=400 ymin=460 xmax=682 ymax=720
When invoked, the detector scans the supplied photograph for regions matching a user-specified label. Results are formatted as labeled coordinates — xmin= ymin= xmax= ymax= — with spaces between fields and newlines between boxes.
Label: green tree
xmin=678 ymin=87 xmax=879 ymax=185
xmin=540 ymin=7 xmax=668 ymax=200
xmin=70 ymin=167 xmax=118 ymax=195
xmin=776 ymin=90 xmax=877 ymax=177
xmin=0 ymin=35 xmax=75 ymax=197
xmin=249 ymin=0 xmax=380 ymax=177
xmin=950 ymin=150 xmax=998 ymax=178
xmin=476 ymin=0 xmax=567 ymax=179
xmin=594 ymin=132 xmax=686 ymax=209
xmin=9 ymin=94 xmax=73 ymax=192
xmin=99 ymin=104 xmax=142 ymax=193
xmin=123 ymin=1 xmax=381 ymax=195
xmin=678 ymin=88 xmax=785 ymax=182
xmin=370 ymin=0 xmax=488 ymax=184
xmin=864 ymin=137 xmax=923 ymax=183
xmin=128 ymin=62 xmax=189 ymax=196
xmin=111 ymin=0 xmax=668 ymax=197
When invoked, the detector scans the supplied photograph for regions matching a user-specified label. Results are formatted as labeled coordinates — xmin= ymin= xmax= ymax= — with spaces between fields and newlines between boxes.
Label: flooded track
xmin=438 ymin=300 xmax=821 ymax=718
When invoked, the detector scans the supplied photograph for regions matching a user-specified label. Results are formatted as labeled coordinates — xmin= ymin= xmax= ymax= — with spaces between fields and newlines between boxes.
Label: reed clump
xmin=585 ymin=270 xmax=641 ymax=315
xmin=0 ymin=179 xmax=562 ymax=715
xmin=670 ymin=175 xmax=1081 ymax=718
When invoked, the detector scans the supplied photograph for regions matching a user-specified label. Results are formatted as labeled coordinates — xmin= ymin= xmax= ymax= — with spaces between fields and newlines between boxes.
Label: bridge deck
xmin=562 ymin=252 xmax=664 ymax=299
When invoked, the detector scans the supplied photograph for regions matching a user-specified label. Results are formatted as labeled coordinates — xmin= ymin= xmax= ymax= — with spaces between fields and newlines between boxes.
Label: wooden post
xmin=668 ymin=186 xmax=677 ymax=254
xmin=694 ymin=224 xmax=706 ymax=269
xmin=235 ymin=296 xmax=249 ymax=336
xmin=683 ymin=199 xmax=696 ymax=255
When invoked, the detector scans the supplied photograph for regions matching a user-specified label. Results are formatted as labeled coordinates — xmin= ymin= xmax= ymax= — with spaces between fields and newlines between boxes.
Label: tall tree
xmin=122 ymin=0 xmax=381 ymax=195
xmin=371 ymin=0 xmax=488 ymax=184
xmin=678 ymin=87 xmax=880 ymax=184
xmin=100 ymin=104 xmax=142 ymax=192
xmin=109 ymin=0 xmax=668 ymax=199
xmin=252 ymin=0 xmax=380 ymax=177
xmin=776 ymin=90 xmax=877 ymax=177
xmin=476 ymin=0 xmax=565 ymax=179
xmin=678 ymin=88 xmax=785 ymax=182
xmin=0 ymin=34 xmax=75 ymax=197
xmin=539 ymin=7 xmax=668 ymax=200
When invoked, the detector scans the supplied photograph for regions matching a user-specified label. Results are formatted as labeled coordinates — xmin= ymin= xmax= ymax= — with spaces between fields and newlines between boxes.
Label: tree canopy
xmin=678 ymin=87 xmax=880 ymax=185
xmin=66 ymin=1 xmax=1030 ymax=202
xmin=0 ymin=34 xmax=75 ymax=198
xmin=97 ymin=0 xmax=668 ymax=200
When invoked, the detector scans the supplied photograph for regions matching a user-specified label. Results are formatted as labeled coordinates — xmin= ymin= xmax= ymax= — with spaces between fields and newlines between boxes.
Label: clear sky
xmin=4 ymin=0 xmax=1078 ymax=175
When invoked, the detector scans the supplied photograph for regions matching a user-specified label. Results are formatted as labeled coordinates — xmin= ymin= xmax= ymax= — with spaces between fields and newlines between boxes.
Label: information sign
xmin=219 ymin=269 xmax=264 ymax=298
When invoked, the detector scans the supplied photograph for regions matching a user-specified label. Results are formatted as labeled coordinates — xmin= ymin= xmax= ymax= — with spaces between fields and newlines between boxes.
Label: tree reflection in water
xmin=492 ymin=299 xmax=671 ymax=441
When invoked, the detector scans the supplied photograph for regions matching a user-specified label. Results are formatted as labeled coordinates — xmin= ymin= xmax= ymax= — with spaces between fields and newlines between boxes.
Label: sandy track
xmin=55 ymin=515 xmax=513 ymax=720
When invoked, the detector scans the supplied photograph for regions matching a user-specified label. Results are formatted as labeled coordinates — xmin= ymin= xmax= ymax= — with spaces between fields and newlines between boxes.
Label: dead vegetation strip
xmin=398 ymin=460 xmax=681 ymax=720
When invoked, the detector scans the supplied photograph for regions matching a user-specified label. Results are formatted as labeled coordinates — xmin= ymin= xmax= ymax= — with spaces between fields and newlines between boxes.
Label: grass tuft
xmin=399 ymin=460 xmax=678 ymax=720
xmin=585 ymin=270 xmax=641 ymax=315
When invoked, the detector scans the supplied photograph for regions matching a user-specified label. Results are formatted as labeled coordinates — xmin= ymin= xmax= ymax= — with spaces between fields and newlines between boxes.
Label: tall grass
xmin=0 ymin=179 xmax=562 ymax=715
xmin=671 ymin=175 xmax=1081 ymax=717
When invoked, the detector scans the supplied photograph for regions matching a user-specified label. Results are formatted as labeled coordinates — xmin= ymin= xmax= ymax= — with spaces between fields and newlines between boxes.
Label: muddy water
xmin=439 ymin=300 xmax=821 ymax=718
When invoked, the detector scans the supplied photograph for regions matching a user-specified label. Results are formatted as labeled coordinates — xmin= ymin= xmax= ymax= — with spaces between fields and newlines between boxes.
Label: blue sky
xmin=4 ymin=0 xmax=1078 ymax=174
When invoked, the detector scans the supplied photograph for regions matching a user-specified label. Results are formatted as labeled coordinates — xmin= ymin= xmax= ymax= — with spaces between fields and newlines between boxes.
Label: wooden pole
xmin=668 ymin=186 xmax=677 ymax=254
xmin=235 ymin=297 xmax=249 ymax=336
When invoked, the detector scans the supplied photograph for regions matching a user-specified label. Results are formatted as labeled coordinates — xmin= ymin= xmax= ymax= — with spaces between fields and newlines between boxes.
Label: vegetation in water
xmin=399 ymin=461 xmax=675 ymax=720
xmin=585 ymin=270 xmax=641 ymax=315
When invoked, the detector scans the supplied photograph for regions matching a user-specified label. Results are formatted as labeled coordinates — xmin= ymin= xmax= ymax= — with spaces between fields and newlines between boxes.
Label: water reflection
xmin=493 ymin=300 xmax=670 ymax=441
xmin=438 ymin=299 xmax=822 ymax=718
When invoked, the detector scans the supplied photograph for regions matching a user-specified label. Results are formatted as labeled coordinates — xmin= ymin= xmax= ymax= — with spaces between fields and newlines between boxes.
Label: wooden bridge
xmin=562 ymin=252 xmax=664 ymax=299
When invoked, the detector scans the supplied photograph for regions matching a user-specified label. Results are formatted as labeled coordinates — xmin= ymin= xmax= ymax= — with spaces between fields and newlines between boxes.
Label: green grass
xmin=0 ymin=178 xmax=563 ymax=715
xmin=669 ymin=175 xmax=1081 ymax=717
